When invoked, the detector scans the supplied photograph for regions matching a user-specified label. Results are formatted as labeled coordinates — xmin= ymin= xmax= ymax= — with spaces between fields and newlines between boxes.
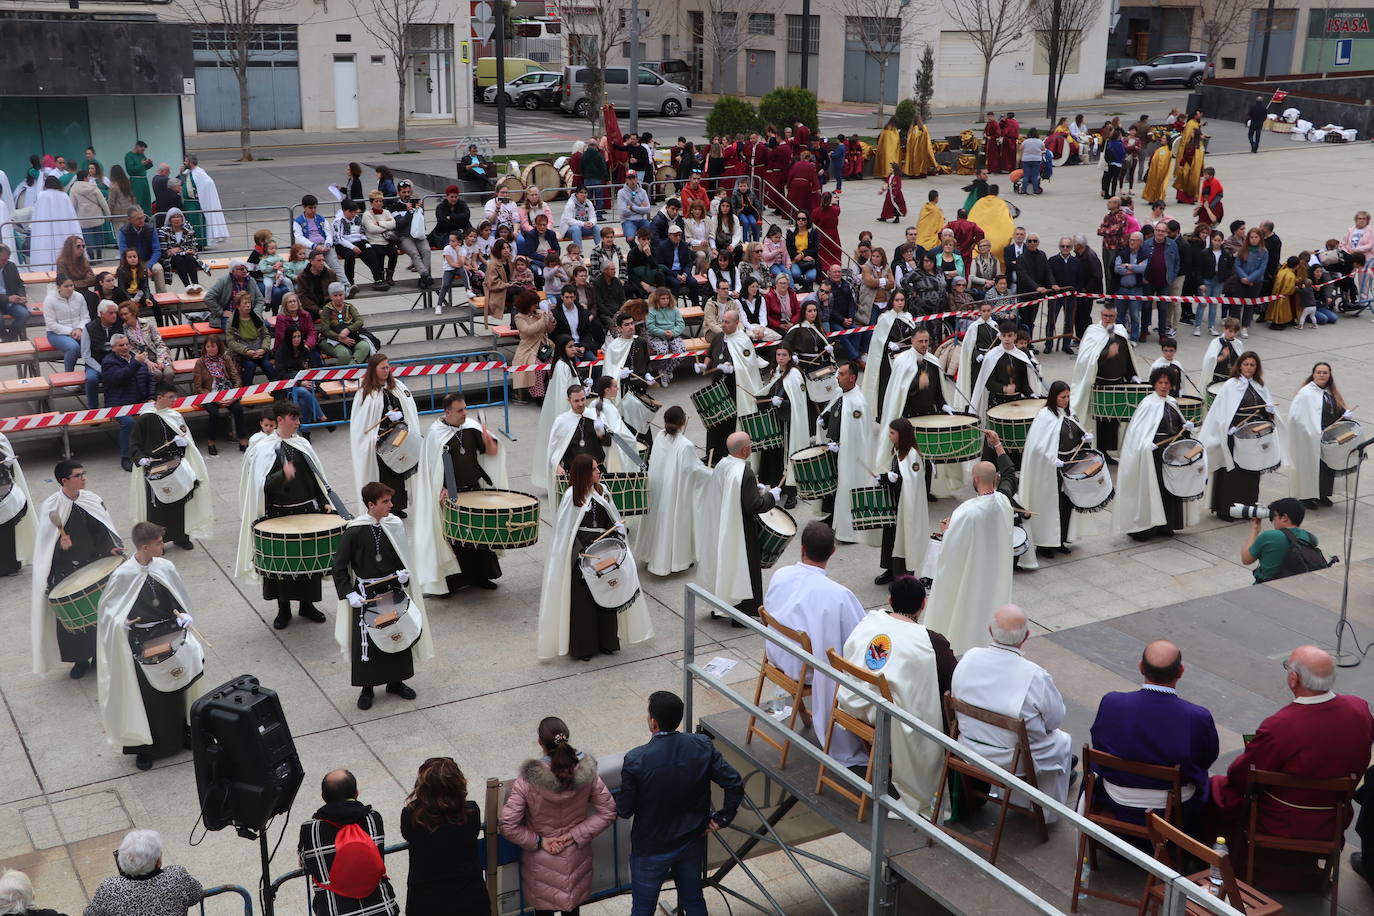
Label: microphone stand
xmin=1335 ymin=437 xmax=1372 ymax=668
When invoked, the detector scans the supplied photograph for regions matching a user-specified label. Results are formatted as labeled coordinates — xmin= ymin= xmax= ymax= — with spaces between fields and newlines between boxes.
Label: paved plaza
xmin=4 ymin=112 xmax=1374 ymax=913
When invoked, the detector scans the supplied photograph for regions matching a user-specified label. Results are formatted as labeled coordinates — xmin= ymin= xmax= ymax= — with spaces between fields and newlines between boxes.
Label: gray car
xmin=558 ymin=65 xmax=693 ymax=118
xmin=1114 ymin=52 xmax=1208 ymax=90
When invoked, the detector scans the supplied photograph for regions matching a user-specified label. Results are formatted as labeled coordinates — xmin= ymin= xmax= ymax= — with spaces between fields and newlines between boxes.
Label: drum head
xmin=760 ymin=507 xmax=797 ymax=536
xmin=791 ymin=445 xmax=831 ymax=461
xmin=1177 ymin=395 xmax=1202 ymax=410
xmin=51 ymin=555 xmax=124 ymax=597
xmin=148 ymin=456 xmax=182 ymax=478
xmin=808 ymin=365 xmax=836 ymax=379
xmin=1234 ymin=421 xmax=1274 ymax=439
xmin=1011 ymin=527 xmax=1028 ymax=555
xmin=909 ymin=414 xmax=977 ymax=430
xmin=1162 ymin=438 xmax=1204 ymax=466
xmin=1207 ymin=382 xmax=1225 ymax=399
xmin=456 ymin=489 xmax=538 ymax=510
xmin=1064 ymin=450 xmax=1106 ymax=479
xmin=987 ymin=398 xmax=1044 ymax=420
xmin=254 ymin=513 xmax=344 ymax=535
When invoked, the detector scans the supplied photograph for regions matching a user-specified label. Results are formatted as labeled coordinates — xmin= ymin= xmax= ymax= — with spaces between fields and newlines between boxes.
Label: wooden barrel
xmin=652 ymin=164 xmax=677 ymax=201
xmin=521 ymin=161 xmax=564 ymax=201
xmin=497 ymin=173 xmax=525 ymax=196
xmin=559 ymin=165 xmax=574 ymax=195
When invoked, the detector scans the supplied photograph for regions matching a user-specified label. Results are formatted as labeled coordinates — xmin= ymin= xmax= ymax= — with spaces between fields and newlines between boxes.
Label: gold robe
xmin=916 ymin=201 xmax=945 ymax=249
xmin=968 ymin=196 xmax=1014 ymax=266
xmin=1172 ymin=144 xmax=1203 ymax=202
xmin=1141 ymin=144 xmax=1172 ymax=203
xmin=903 ymin=124 xmax=939 ymax=178
xmin=874 ymin=127 xmax=901 ymax=180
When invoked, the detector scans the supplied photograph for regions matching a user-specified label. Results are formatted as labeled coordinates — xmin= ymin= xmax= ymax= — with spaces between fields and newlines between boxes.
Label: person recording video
xmin=1239 ymin=497 xmax=1319 ymax=584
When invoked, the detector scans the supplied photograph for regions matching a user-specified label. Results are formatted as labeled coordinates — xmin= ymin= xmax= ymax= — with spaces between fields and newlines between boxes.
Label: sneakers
xmin=1241 ymin=328 xmax=1249 ymax=339
xmin=1211 ymin=326 xmax=1219 ymax=335
xmin=1193 ymin=325 xmax=1201 ymax=336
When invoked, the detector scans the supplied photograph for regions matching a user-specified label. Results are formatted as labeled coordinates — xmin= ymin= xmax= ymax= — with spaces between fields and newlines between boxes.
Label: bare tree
xmin=174 ymin=0 xmax=296 ymax=161
xmin=1029 ymin=0 xmax=1103 ymax=123
xmin=942 ymin=0 xmax=1031 ymax=117
xmin=1197 ymin=0 xmax=1268 ymax=74
xmin=547 ymin=0 xmax=668 ymax=130
xmin=348 ymin=0 xmax=440 ymax=153
xmin=829 ymin=0 xmax=926 ymax=122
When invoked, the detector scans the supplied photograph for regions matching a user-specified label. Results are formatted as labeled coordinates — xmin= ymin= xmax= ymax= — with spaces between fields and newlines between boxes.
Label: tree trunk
xmin=1045 ymin=0 xmax=1062 ymax=124
xmin=979 ymin=60 xmax=991 ymax=118
xmin=237 ymin=68 xmax=254 ymax=162
xmin=396 ymin=68 xmax=408 ymax=153
xmin=876 ymin=59 xmax=887 ymax=120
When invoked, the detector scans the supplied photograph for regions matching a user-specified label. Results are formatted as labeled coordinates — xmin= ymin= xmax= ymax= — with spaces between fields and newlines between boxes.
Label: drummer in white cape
xmin=532 ymin=334 xmax=589 ymax=492
xmin=96 ymin=522 xmax=205 ymax=771
xmin=970 ymin=320 xmax=1043 ymax=429
xmin=1200 ymin=350 xmax=1282 ymax=521
xmin=764 ymin=521 xmax=867 ymax=768
xmin=537 ymin=453 xmax=652 ymax=661
xmin=951 ymin=605 xmax=1075 ymax=816
xmin=957 ymin=299 xmax=1001 ymax=406
xmin=235 ymin=400 xmax=340 ymax=630
xmin=695 ymin=308 xmax=768 ymax=466
xmin=862 ymin=289 xmax=917 ymax=417
xmin=696 ymin=431 xmax=780 ymax=619
xmin=414 ymin=392 xmax=508 ymax=597
xmin=1069 ymin=303 xmax=1137 ymax=456
xmin=873 ymin=418 xmax=930 ymax=585
xmin=331 ymin=482 xmax=434 ymax=710
xmin=1201 ymin=317 xmax=1244 ymax=390
xmin=875 ymin=326 xmax=950 ymax=503
xmin=32 ymin=459 xmax=123 ymax=679
xmin=637 ymin=406 xmax=711 ymax=577
xmin=0 ymin=430 xmax=37 ymax=577
xmin=546 ymin=384 xmax=613 ymax=506
xmin=1285 ymin=361 xmax=1354 ymax=510
xmin=1019 ymin=380 xmax=1098 ymax=559
xmin=837 ymin=576 xmax=956 ymax=817
xmin=817 ymin=361 xmax=879 ymax=546
xmin=128 ymin=382 xmax=212 ymax=551
xmin=350 ymin=354 xmax=421 ymax=518
xmin=758 ymin=344 xmax=811 ymax=510
xmin=588 ymin=375 xmax=642 ymax=474
xmin=1115 ymin=367 xmax=1202 ymax=542
xmin=1149 ymin=338 xmax=1184 ymax=399
xmin=603 ymin=312 xmax=656 ymax=442
xmin=923 ymin=458 xmax=1014 ymax=657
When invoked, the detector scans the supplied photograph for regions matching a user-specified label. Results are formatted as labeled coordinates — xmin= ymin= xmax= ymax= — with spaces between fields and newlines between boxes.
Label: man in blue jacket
xmin=116 ymin=208 xmax=167 ymax=293
xmin=655 ymin=225 xmax=704 ymax=306
xmin=618 ymin=690 xmax=743 ymax=916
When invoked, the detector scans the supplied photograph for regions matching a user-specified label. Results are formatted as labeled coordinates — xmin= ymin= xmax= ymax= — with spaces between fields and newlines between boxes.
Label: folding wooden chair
xmin=1244 ymin=767 xmax=1358 ymax=916
xmin=814 ymin=649 xmax=893 ymax=823
xmin=1072 ymin=745 xmax=1183 ymax=911
xmin=927 ymin=692 xmax=1049 ymax=865
xmin=1138 ymin=811 xmax=1281 ymax=916
xmin=744 ymin=606 xmax=813 ymax=769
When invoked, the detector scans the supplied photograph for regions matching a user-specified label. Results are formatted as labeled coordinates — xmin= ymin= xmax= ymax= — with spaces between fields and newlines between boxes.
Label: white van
xmin=558 ymin=66 xmax=692 ymax=119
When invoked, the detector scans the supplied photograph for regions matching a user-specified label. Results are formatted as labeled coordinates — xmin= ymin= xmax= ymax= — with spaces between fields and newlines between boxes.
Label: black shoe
xmin=874 ymin=570 xmax=894 ymax=585
xmin=473 ymin=579 xmax=498 ymax=590
xmin=1103 ymin=454 xmax=1119 ymax=466
xmin=1056 ymin=544 xmax=1073 ymax=555
xmin=1319 ymin=496 xmax=1334 ymax=507
xmin=357 ymin=688 xmax=374 ymax=710
xmin=120 ymin=457 xmax=133 ymax=472
xmin=577 ymin=654 xmax=593 ymax=661
xmin=1303 ymin=498 xmax=1321 ymax=510
xmin=372 ymin=282 xmax=388 ymax=292
xmin=239 ymin=441 xmax=249 ymax=452
xmin=383 ymin=681 xmax=417 ymax=700
xmin=208 ymin=443 xmax=219 ymax=456
xmin=1063 ymin=348 xmax=1076 ymax=357
xmin=298 ymin=605 xmax=327 ymax=623
xmin=273 ymin=608 xmax=291 ymax=629
xmin=1036 ymin=547 xmax=1056 ymax=559
xmin=175 ymin=538 xmax=194 ymax=550
xmin=783 ymin=495 xmax=798 ymax=509
xmin=70 ymin=658 xmax=89 ymax=679
xmin=135 ymin=753 xmax=153 ymax=771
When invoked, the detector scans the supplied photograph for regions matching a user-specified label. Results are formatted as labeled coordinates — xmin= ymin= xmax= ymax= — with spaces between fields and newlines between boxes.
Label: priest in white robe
xmin=179 ymin=155 xmax=229 ymax=246
xmin=1069 ymin=303 xmax=1136 ymax=445
xmin=764 ymin=520 xmax=868 ymax=767
xmin=923 ymin=460 xmax=1013 ymax=656
xmin=838 ymin=576 xmax=956 ymax=816
xmin=696 ymin=432 xmax=779 ymax=616
xmin=636 ymin=406 xmax=711 ymax=576
xmin=817 ymin=361 xmax=879 ymax=545
xmin=0 ymin=431 xmax=37 ymax=577
xmin=28 ymin=178 xmax=83 ymax=272
xmin=951 ymin=604 xmax=1074 ymax=816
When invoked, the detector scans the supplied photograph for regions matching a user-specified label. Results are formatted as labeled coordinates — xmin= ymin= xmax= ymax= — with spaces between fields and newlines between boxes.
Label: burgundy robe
xmin=784 ymin=160 xmax=820 ymax=216
xmin=811 ymin=203 xmax=842 ymax=272
xmin=765 ymin=143 xmax=794 ymax=212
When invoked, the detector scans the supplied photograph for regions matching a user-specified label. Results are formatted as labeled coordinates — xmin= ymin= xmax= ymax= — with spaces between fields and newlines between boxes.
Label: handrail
xmin=199 ymin=884 xmax=253 ymax=916
xmin=681 ymin=583 xmax=1245 ymax=916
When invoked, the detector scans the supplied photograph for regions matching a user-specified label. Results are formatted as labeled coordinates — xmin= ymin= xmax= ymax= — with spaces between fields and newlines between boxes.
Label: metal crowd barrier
xmin=680 ymin=583 xmax=1246 ymax=916
xmin=199 ymin=884 xmax=253 ymax=916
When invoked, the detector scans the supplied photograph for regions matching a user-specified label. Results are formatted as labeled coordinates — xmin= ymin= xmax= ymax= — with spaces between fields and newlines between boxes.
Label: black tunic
xmin=1056 ymin=415 xmax=1089 ymax=542
xmin=704 ymin=335 xmax=740 ymax=466
xmin=560 ymin=415 xmax=611 ymax=470
xmin=129 ymin=412 xmax=191 ymax=541
xmin=443 ymin=424 xmax=501 ymax=584
xmin=262 ymin=442 xmax=329 ymax=602
xmin=735 ymin=463 xmax=776 ymax=615
xmin=901 ymin=354 xmax=948 ymax=417
xmin=970 ymin=321 xmax=999 ymax=362
xmin=124 ymin=576 xmax=198 ymax=758
xmin=757 ymin=373 xmax=794 ymax=487
xmin=1317 ymin=389 xmax=1341 ymax=500
xmin=1210 ymin=382 xmax=1266 ymax=516
xmin=876 ymin=315 xmax=916 ymax=410
xmin=48 ymin=502 xmax=120 ymax=663
xmin=375 ymin=391 xmax=413 ymax=515
xmin=0 ymin=462 xmax=25 ymax=574
xmin=568 ymin=499 xmax=621 ymax=658
xmin=1152 ymin=401 xmax=1187 ymax=531
xmin=617 ymin=336 xmax=652 ymax=397
xmin=818 ymin=395 xmax=846 ymax=520
xmin=984 ymin=349 xmax=1032 ymax=408
xmin=779 ymin=325 xmax=828 ymax=428
xmin=331 ymin=522 xmax=416 ymax=687
xmin=1211 ymin=342 xmax=1239 ymax=385
xmin=1094 ymin=335 xmax=1136 ymax=452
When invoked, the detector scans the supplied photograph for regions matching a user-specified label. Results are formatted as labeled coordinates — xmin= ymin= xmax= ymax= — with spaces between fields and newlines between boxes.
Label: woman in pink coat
xmin=500 ymin=717 xmax=615 ymax=915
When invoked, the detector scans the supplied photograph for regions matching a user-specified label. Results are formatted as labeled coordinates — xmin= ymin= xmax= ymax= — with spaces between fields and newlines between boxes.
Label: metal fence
xmin=199 ymin=884 xmax=253 ymax=916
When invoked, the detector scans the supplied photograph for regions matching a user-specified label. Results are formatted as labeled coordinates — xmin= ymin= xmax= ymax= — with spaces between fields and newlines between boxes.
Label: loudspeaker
xmin=191 ymin=674 xmax=305 ymax=834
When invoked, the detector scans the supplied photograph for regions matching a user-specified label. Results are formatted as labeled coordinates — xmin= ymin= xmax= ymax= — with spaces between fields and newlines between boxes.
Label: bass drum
xmin=579 ymin=536 xmax=641 ymax=613
xmin=652 ymin=165 xmax=678 ymax=200
xmin=0 ymin=466 xmax=26 ymax=526
xmin=520 ymin=160 xmax=564 ymax=201
xmin=497 ymin=173 xmax=526 ymax=197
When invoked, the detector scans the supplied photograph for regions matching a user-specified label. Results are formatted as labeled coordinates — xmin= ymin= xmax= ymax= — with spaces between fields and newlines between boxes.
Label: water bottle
xmin=761 ymin=688 xmax=789 ymax=720
xmin=1077 ymin=856 xmax=1092 ymax=903
xmin=1208 ymin=837 xmax=1228 ymax=895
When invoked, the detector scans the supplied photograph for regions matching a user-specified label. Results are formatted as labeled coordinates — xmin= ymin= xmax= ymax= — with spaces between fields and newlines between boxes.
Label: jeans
xmin=829 ymin=317 xmax=860 ymax=359
xmin=238 ymin=354 xmax=275 ymax=384
xmin=789 ymin=263 xmax=817 ymax=289
xmin=1248 ymin=121 xmax=1263 ymax=153
xmin=663 ymin=272 xmax=706 ymax=307
xmin=1199 ymin=279 xmax=1224 ymax=330
xmin=82 ymin=226 xmax=106 ymax=262
xmin=291 ymin=383 xmax=324 ymax=422
xmin=1 ymin=301 xmax=28 ymax=341
xmin=1118 ymin=289 xmax=1142 ymax=339
xmin=47 ymin=332 xmax=81 ymax=371
xmin=562 ymin=225 xmax=596 ymax=244
xmin=739 ymin=215 xmax=760 ymax=242
xmin=265 ymin=280 xmax=291 ymax=314
xmin=629 ymin=839 xmax=707 ymax=916
xmin=84 ymin=367 xmax=101 ymax=406
xmin=116 ymin=414 xmax=135 ymax=457
xmin=622 ymin=218 xmax=650 ymax=240
xmin=1022 ymin=159 xmax=1042 ymax=193
xmin=1316 ymin=307 xmax=1339 ymax=324
xmin=203 ymin=401 xmax=245 ymax=442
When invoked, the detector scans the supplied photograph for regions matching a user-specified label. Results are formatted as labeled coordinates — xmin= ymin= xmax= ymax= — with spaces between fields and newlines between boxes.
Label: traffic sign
xmin=1335 ymin=38 xmax=1353 ymax=67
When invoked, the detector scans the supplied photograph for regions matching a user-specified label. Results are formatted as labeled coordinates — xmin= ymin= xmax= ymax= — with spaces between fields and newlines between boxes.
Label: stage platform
xmin=696 ymin=562 xmax=1374 ymax=915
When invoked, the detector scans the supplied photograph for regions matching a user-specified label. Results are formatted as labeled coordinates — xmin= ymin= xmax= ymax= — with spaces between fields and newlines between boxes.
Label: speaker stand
xmin=259 ymin=831 xmax=277 ymax=916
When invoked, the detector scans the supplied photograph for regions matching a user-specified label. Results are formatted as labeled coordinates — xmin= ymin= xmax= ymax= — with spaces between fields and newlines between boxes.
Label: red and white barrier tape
xmin=0 ymin=380 xmax=297 ymax=433
xmin=1087 ymin=292 xmax=1280 ymax=306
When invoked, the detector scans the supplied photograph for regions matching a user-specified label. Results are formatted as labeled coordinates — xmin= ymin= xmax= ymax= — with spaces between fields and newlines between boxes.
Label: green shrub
xmin=705 ymin=96 xmax=760 ymax=138
xmin=893 ymin=99 xmax=917 ymax=133
xmin=758 ymin=87 xmax=818 ymax=133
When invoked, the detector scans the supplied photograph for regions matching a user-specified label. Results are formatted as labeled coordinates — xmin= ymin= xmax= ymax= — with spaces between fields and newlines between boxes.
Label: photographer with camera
xmin=1239 ymin=497 xmax=1323 ymax=583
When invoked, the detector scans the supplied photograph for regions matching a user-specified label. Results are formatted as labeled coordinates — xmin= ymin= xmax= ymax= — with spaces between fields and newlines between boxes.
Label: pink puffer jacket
xmin=499 ymin=754 xmax=615 ymax=911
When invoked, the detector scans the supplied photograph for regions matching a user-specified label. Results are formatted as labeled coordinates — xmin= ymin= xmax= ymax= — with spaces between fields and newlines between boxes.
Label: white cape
xmin=234 ymin=432 xmax=335 ymax=583
xmin=861 ymin=310 xmax=916 ymax=410
xmin=1201 ymin=336 xmax=1244 ymax=390
xmin=695 ymin=455 xmax=752 ymax=603
xmin=1114 ymin=394 xmax=1202 ymax=535
xmin=536 ymin=487 xmax=652 ymax=659
xmin=0 ymin=433 xmax=37 ymax=566
xmin=823 ymin=387 xmax=880 ymax=545
xmin=31 ymin=490 xmax=121 ymax=674
xmin=602 ymin=336 xmax=634 ymax=406
xmin=350 ymin=380 xmax=422 ymax=508
xmin=0 ymin=198 xmax=15 ymax=255
xmin=188 ymin=166 xmax=230 ymax=246
xmin=874 ymin=348 xmax=946 ymax=468
xmin=332 ymin=513 xmax=435 ymax=664
xmin=1285 ymin=382 xmax=1330 ymax=500
xmin=413 ymin=417 xmax=509 ymax=595
xmin=1200 ymin=376 xmax=1282 ymax=473
xmin=923 ymin=491 xmax=1013 ymax=656
xmin=838 ymin=610 xmax=944 ymax=815
xmin=886 ymin=447 xmax=930 ymax=572
xmin=776 ymin=366 xmax=811 ymax=485
xmin=95 ymin=556 xmax=207 ymax=747
xmin=533 ymin=360 xmax=579 ymax=491
xmin=127 ymin=405 xmax=214 ymax=539
xmin=1018 ymin=408 xmax=1073 ymax=549
xmin=636 ymin=430 xmax=710 ymax=576
xmin=0 ymin=169 xmax=12 ymax=212
xmin=970 ymin=345 xmax=1043 ymax=418
xmin=1069 ymin=323 xmax=1132 ymax=439
xmin=957 ymin=317 xmax=999 ymax=403
xmin=722 ymin=330 xmax=767 ymax=415
xmin=590 ymin=397 xmax=637 ymax=474
xmin=29 ymin=188 xmax=82 ymax=272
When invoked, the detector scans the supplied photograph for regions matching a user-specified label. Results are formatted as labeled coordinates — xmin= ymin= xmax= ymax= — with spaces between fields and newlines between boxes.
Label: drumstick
xmin=48 ymin=509 xmax=67 ymax=542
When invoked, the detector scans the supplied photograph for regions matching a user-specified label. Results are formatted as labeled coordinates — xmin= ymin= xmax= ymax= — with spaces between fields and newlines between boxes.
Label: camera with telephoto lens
xmin=1231 ymin=504 xmax=1271 ymax=520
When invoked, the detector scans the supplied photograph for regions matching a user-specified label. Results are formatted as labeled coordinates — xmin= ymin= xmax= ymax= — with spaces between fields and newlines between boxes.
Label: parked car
xmin=484 ymin=70 xmax=560 ymax=105
xmin=1112 ymin=52 xmax=1208 ymax=90
xmin=514 ymin=76 xmax=563 ymax=110
xmin=642 ymin=59 xmax=694 ymax=89
xmin=474 ymin=56 xmax=543 ymax=89
xmin=559 ymin=65 xmax=693 ymax=119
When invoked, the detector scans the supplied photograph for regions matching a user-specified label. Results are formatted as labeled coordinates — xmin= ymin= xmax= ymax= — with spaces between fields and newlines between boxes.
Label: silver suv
xmin=1114 ymin=53 xmax=1208 ymax=90
xmin=559 ymin=65 xmax=693 ymax=118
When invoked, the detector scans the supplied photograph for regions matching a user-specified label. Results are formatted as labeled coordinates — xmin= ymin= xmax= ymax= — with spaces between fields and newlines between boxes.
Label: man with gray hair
xmin=205 ymin=258 xmax=263 ymax=330
xmin=85 ymin=828 xmax=204 ymax=914
xmin=950 ymin=603 xmax=1075 ymax=811
xmin=80 ymin=299 xmax=121 ymax=406
xmin=696 ymin=430 xmax=778 ymax=620
xmin=1070 ymin=234 xmax=1103 ymax=340
xmin=320 ymin=282 xmax=372 ymax=363
xmin=1209 ymin=645 xmax=1372 ymax=888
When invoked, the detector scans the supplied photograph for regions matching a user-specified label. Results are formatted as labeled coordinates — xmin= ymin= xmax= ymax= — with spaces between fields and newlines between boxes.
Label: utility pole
xmin=1257 ymin=0 xmax=1276 ymax=78
xmin=495 ymin=0 xmax=507 ymax=148
xmin=799 ymin=0 xmax=811 ymax=89
xmin=629 ymin=0 xmax=641 ymax=135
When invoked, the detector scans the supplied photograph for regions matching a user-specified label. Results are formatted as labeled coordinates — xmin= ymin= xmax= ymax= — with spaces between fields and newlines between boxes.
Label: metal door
xmin=334 ymin=55 xmax=359 ymax=129
xmin=842 ymin=46 xmax=899 ymax=104
xmin=745 ymin=48 xmax=775 ymax=97
xmin=1246 ymin=9 xmax=1297 ymax=76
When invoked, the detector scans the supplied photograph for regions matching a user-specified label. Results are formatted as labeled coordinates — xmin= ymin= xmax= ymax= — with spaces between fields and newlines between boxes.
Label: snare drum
xmin=909 ymin=414 xmax=981 ymax=463
xmin=757 ymin=507 xmax=797 ymax=568
xmin=987 ymin=399 xmax=1044 ymax=451
xmin=1321 ymin=419 xmax=1362 ymax=475
xmin=739 ymin=410 xmax=784 ymax=450
xmin=1061 ymin=449 xmax=1114 ymax=512
xmin=804 ymin=364 xmax=839 ymax=403
xmin=1091 ymin=384 xmax=1151 ymax=421
xmin=789 ymin=445 xmax=838 ymax=500
xmin=1176 ymin=395 xmax=1204 ymax=426
xmin=145 ymin=455 xmax=197 ymax=505
xmin=362 ymin=590 xmax=424 ymax=654
xmin=130 ymin=618 xmax=205 ymax=692
xmin=1206 ymin=381 xmax=1225 ymax=405
xmin=0 ymin=465 xmax=25 ymax=526
xmin=1232 ymin=421 xmax=1280 ymax=473
xmin=1011 ymin=527 xmax=1029 ymax=557
xmin=48 ymin=555 xmax=124 ymax=632
xmin=252 ymin=513 xmax=345 ymax=577
xmin=621 ymin=391 xmax=661 ymax=434
xmin=579 ymin=536 xmax=641 ymax=612
xmin=849 ymin=485 xmax=896 ymax=531
xmin=377 ymin=421 xmax=421 ymax=475
xmin=443 ymin=489 xmax=541 ymax=548
xmin=1162 ymin=438 xmax=1208 ymax=501
xmin=690 ymin=379 xmax=736 ymax=428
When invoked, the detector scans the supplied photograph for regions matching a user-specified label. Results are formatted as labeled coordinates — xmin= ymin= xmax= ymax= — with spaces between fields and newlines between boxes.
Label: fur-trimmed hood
xmin=520 ymin=753 xmax=599 ymax=792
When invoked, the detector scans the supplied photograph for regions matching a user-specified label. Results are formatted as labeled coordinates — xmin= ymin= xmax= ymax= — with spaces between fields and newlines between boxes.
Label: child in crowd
xmin=543 ymin=252 xmax=569 ymax=301
xmin=258 ymin=237 xmax=293 ymax=314
xmin=437 ymin=231 xmax=465 ymax=311
xmin=283 ymin=242 xmax=311 ymax=282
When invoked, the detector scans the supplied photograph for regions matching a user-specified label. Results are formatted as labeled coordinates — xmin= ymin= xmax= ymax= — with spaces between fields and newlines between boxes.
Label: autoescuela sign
xmin=1303 ymin=8 xmax=1374 ymax=69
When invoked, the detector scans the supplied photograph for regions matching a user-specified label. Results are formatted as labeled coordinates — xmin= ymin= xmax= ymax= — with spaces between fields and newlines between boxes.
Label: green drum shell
xmin=251 ymin=516 xmax=344 ymax=577
xmin=909 ymin=415 xmax=982 ymax=463
xmin=849 ymin=485 xmax=896 ymax=531
xmin=442 ymin=490 xmax=541 ymax=548
xmin=739 ymin=410 xmax=783 ymax=450
xmin=790 ymin=447 xmax=838 ymax=500
xmin=1090 ymin=384 xmax=1151 ymax=420
xmin=986 ymin=399 xmax=1043 ymax=452
xmin=603 ymin=473 xmax=649 ymax=517
xmin=49 ymin=581 xmax=105 ymax=632
xmin=757 ymin=508 xmax=797 ymax=568
xmin=690 ymin=380 xmax=736 ymax=428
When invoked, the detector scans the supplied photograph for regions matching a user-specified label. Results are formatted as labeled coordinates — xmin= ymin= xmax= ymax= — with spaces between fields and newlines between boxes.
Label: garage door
xmin=938 ymin=32 xmax=985 ymax=79
xmin=192 ymin=25 xmax=302 ymax=132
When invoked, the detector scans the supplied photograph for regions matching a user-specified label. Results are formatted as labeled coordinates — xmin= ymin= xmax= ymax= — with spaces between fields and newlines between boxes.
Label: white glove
xmin=941 ymin=404 xmax=955 ymax=415
xmin=1183 ymin=421 xmax=1196 ymax=432
xmin=887 ymin=342 xmax=900 ymax=353
xmin=769 ymin=487 xmax=782 ymax=501
xmin=824 ymin=344 xmax=834 ymax=355
xmin=1344 ymin=409 xmax=1356 ymax=420
xmin=644 ymin=373 xmax=656 ymax=384
xmin=1083 ymin=432 xmax=1094 ymax=443
xmin=173 ymin=436 xmax=188 ymax=447
xmin=879 ymin=278 xmax=888 ymax=288
xmin=619 ymin=367 xmax=631 ymax=379
xmin=614 ymin=522 xmax=627 ymax=537
xmin=1055 ymin=459 xmax=1065 ymax=468
xmin=396 ymin=568 xmax=410 ymax=586
xmin=347 ymin=592 xmax=365 ymax=608
xmin=886 ymin=470 xmax=898 ymax=483
xmin=720 ymin=363 xmax=735 ymax=375
xmin=1265 ymin=404 xmax=1275 ymax=414
xmin=176 ymin=613 xmax=193 ymax=629
xmin=1227 ymin=426 xmax=1238 ymax=436
xmin=1131 ymin=376 xmax=1143 ymax=384
xmin=593 ymin=419 xmax=606 ymax=436
xmin=138 ymin=457 xmax=152 ymax=467
xmin=771 ymin=396 xmax=783 ymax=407
xmin=582 ymin=376 xmax=593 ymax=388
xmin=0 ymin=455 xmax=12 ymax=466
xmin=827 ymin=442 xmax=840 ymax=453
xmin=975 ymin=353 xmax=984 ymax=362
xmin=386 ymin=409 xmax=403 ymax=422
xmin=694 ymin=362 xmax=704 ymax=374
xmin=1149 ymin=442 xmax=1158 ymax=452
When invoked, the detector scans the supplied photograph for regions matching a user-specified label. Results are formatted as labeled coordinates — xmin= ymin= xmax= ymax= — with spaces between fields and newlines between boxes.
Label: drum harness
xmin=356 ymin=567 xmax=405 ymax=662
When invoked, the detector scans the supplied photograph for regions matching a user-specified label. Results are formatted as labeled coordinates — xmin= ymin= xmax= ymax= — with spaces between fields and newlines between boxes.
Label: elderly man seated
xmin=85 ymin=829 xmax=203 ymax=915
xmin=951 ymin=604 xmax=1075 ymax=817
xmin=80 ymin=299 xmax=121 ymax=406
xmin=206 ymin=258 xmax=263 ymax=330
xmin=319 ymin=282 xmax=373 ymax=364
xmin=1210 ymin=645 xmax=1373 ymax=891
